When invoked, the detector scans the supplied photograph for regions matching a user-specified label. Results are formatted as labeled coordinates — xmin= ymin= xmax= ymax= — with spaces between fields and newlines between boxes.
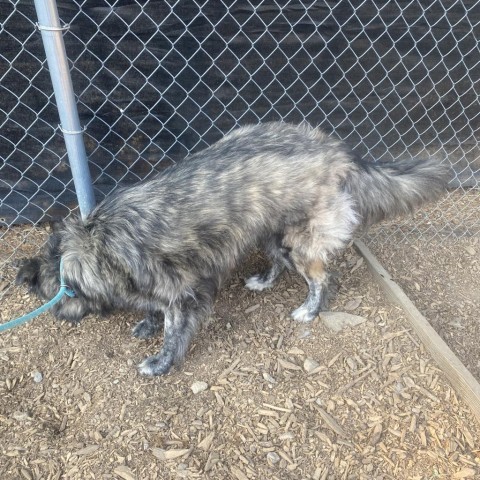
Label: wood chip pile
xmin=1 ymin=223 xmax=479 ymax=479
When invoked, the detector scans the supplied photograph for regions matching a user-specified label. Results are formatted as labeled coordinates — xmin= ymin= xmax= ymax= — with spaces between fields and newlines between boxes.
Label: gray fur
xmin=15 ymin=122 xmax=449 ymax=375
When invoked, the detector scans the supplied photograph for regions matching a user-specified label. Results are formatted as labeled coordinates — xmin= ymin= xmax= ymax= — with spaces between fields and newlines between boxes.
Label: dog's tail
xmin=343 ymin=156 xmax=450 ymax=226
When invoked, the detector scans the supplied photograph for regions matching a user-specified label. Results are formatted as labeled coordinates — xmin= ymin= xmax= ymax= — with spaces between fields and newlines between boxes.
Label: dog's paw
xmin=137 ymin=353 xmax=173 ymax=376
xmin=245 ymin=274 xmax=271 ymax=291
xmin=291 ymin=304 xmax=317 ymax=323
xmin=132 ymin=317 xmax=162 ymax=339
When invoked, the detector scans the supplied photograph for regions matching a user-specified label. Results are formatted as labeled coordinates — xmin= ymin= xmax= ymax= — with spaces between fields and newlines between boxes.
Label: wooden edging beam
xmin=354 ymin=239 xmax=480 ymax=424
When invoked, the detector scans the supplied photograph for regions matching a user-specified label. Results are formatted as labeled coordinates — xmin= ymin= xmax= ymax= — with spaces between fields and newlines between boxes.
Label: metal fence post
xmin=34 ymin=0 xmax=96 ymax=219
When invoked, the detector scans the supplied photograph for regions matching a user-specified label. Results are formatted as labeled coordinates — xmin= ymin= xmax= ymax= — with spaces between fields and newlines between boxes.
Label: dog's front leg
xmin=132 ymin=311 xmax=164 ymax=339
xmin=137 ymin=305 xmax=196 ymax=376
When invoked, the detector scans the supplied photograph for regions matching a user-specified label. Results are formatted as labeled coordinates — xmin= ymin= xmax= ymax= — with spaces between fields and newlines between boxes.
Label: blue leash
xmin=0 ymin=258 xmax=76 ymax=333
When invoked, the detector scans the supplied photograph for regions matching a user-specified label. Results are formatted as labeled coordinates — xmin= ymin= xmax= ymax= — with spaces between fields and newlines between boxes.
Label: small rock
xmin=191 ymin=381 xmax=208 ymax=394
xmin=262 ymin=372 xmax=277 ymax=384
xmin=13 ymin=411 xmax=31 ymax=422
xmin=465 ymin=246 xmax=476 ymax=256
xmin=267 ymin=452 xmax=280 ymax=465
xmin=32 ymin=371 xmax=43 ymax=383
xmin=320 ymin=311 xmax=366 ymax=333
xmin=303 ymin=358 xmax=320 ymax=373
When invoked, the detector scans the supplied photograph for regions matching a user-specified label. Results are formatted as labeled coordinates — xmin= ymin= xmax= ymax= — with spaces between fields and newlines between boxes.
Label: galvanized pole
xmin=34 ymin=0 xmax=96 ymax=219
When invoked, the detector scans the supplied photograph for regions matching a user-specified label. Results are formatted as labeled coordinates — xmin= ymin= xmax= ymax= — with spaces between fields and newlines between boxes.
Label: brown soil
xmin=1 ymin=208 xmax=480 ymax=479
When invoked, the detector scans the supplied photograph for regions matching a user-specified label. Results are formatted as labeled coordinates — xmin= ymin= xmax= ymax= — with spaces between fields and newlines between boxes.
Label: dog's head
xmin=15 ymin=223 xmax=101 ymax=323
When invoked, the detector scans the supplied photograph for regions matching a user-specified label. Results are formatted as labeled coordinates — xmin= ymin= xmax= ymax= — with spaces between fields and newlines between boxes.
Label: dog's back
xmin=88 ymin=123 xmax=356 ymax=273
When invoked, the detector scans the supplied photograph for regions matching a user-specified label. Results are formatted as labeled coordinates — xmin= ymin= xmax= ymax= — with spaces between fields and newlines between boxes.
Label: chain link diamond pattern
xmin=1 ymin=1 xmax=479 ymax=279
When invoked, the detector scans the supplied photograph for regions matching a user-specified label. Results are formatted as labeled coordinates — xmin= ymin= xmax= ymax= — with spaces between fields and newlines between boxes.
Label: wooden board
xmin=354 ymin=239 xmax=480 ymax=425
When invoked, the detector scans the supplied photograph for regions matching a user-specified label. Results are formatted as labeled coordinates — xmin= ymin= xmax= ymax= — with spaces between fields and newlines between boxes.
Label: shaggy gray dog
xmin=16 ymin=122 xmax=449 ymax=375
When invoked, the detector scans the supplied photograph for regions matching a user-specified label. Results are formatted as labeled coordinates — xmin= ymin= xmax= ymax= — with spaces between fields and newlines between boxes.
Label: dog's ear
xmin=15 ymin=258 xmax=42 ymax=287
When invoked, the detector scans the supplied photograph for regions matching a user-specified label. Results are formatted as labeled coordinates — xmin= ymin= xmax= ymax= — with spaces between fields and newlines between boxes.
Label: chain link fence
xmin=1 ymin=0 xmax=479 ymax=292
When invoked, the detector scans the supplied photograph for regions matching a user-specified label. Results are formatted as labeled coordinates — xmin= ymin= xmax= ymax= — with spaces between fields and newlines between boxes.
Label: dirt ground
xmin=1 ymin=199 xmax=480 ymax=479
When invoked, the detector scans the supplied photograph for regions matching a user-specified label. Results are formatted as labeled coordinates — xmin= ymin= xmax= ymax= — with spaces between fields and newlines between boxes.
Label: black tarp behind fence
xmin=1 ymin=1 xmax=479 ymax=224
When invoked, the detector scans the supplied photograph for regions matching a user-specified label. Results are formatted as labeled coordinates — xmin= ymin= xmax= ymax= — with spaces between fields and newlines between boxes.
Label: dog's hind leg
xmin=245 ymin=257 xmax=285 ymax=291
xmin=132 ymin=311 xmax=164 ymax=339
xmin=245 ymin=236 xmax=291 ymax=291
xmin=290 ymin=258 xmax=330 ymax=323
xmin=286 ymin=194 xmax=358 ymax=322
